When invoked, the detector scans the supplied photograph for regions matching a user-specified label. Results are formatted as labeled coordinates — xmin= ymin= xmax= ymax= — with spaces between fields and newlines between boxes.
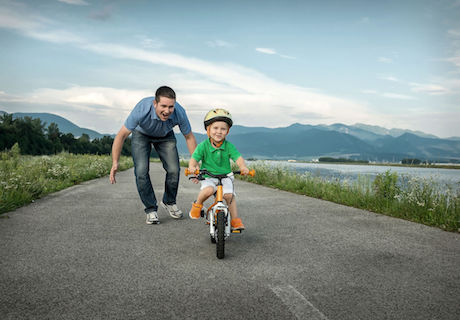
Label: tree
xmin=47 ymin=122 xmax=63 ymax=154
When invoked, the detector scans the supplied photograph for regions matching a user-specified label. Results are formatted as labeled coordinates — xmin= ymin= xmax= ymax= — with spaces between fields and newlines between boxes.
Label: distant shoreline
xmin=244 ymin=159 xmax=460 ymax=170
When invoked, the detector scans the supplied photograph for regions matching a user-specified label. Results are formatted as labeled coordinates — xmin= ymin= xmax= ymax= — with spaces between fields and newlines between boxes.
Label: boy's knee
xmin=202 ymin=186 xmax=215 ymax=197
xmin=223 ymin=193 xmax=235 ymax=201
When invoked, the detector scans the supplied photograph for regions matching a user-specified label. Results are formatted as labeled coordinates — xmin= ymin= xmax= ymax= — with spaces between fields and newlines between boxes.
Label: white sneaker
xmin=160 ymin=202 xmax=183 ymax=219
xmin=146 ymin=211 xmax=159 ymax=224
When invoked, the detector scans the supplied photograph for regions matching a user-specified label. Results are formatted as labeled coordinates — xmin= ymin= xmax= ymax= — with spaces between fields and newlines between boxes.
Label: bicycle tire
xmin=216 ymin=211 xmax=225 ymax=259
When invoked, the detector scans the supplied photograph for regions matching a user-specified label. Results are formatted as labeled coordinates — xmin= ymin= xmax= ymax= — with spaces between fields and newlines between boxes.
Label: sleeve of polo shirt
xmin=174 ymin=103 xmax=192 ymax=135
xmin=124 ymin=99 xmax=146 ymax=131
xmin=227 ymin=141 xmax=242 ymax=162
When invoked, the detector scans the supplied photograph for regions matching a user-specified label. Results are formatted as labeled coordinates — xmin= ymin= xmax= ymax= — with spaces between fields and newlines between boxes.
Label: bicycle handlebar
xmin=185 ymin=168 xmax=255 ymax=178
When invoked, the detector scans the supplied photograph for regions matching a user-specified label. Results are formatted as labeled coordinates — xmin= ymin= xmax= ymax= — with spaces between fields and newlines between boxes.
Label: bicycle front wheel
xmin=216 ymin=211 xmax=225 ymax=259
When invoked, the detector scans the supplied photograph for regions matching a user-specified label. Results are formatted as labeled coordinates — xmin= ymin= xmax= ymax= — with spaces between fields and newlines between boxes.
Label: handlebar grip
xmin=184 ymin=168 xmax=200 ymax=176
xmin=241 ymin=169 xmax=256 ymax=177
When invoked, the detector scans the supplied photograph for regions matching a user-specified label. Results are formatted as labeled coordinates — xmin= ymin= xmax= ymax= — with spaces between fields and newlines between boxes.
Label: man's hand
xmin=110 ymin=164 xmax=118 ymax=184
xmin=110 ymin=126 xmax=131 ymax=184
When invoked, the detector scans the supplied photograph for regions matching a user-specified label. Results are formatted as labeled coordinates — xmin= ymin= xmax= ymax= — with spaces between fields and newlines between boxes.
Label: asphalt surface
xmin=1 ymin=163 xmax=459 ymax=320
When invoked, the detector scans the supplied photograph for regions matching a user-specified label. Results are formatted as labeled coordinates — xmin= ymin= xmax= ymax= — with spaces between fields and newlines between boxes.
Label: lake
xmin=248 ymin=161 xmax=460 ymax=191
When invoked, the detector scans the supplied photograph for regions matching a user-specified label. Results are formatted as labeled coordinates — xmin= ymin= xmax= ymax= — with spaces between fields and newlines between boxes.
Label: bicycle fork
xmin=209 ymin=204 xmax=231 ymax=240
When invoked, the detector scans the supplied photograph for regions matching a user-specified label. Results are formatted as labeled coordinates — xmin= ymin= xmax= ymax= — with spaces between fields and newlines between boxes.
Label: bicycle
xmin=184 ymin=168 xmax=255 ymax=259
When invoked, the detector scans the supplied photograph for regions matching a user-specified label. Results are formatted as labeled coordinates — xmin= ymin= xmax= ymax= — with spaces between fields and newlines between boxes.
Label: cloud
xmin=382 ymin=93 xmax=416 ymax=100
xmin=362 ymin=89 xmax=416 ymax=100
xmin=279 ymin=54 xmax=296 ymax=60
xmin=89 ymin=6 xmax=113 ymax=21
xmin=256 ymin=47 xmax=296 ymax=59
xmin=0 ymin=86 xmax=151 ymax=133
xmin=206 ymin=40 xmax=233 ymax=48
xmin=447 ymin=29 xmax=460 ymax=70
xmin=58 ymin=0 xmax=89 ymax=5
xmin=137 ymin=35 xmax=164 ymax=49
xmin=0 ymin=3 xmax=391 ymax=133
xmin=256 ymin=47 xmax=277 ymax=55
xmin=361 ymin=90 xmax=378 ymax=94
xmin=409 ymin=82 xmax=450 ymax=95
xmin=379 ymin=75 xmax=400 ymax=82
xmin=378 ymin=57 xmax=393 ymax=64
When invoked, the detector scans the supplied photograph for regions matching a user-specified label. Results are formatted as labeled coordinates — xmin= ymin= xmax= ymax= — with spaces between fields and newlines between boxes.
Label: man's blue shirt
xmin=124 ymin=97 xmax=192 ymax=137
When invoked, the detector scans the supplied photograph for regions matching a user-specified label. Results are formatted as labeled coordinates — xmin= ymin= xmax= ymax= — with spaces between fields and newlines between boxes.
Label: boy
xmin=188 ymin=108 xmax=249 ymax=230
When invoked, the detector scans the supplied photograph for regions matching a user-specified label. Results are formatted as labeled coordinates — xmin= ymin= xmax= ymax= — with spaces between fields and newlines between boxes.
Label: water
xmin=249 ymin=160 xmax=460 ymax=191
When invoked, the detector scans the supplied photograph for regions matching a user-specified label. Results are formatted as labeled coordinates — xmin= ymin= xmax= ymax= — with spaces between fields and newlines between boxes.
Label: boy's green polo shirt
xmin=192 ymin=139 xmax=241 ymax=175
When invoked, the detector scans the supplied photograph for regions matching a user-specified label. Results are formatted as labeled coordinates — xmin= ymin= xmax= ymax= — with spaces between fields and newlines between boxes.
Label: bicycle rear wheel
xmin=216 ymin=211 xmax=225 ymax=259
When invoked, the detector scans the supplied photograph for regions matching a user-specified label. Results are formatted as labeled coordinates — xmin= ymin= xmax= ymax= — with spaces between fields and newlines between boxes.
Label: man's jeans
xmin=131 ymin=130 xmax=180 ymax=213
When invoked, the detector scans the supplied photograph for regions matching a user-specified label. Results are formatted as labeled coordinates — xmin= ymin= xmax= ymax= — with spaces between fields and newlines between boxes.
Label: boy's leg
xmin=224 ymin=193 xmax=238 ymax=218
xmin=224 ymin=194 xmax=245 ymax=230
xmin=197 ymin=186 xmax=214 ymax=204
xmin=189 ymin=187 xmax=214 ymax=219
xmin=131 ymin=130 xmax=158 ymax=213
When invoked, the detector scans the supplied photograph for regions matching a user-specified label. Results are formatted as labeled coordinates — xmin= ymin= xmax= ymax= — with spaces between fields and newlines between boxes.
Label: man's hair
xmin=155 ymin=86 xmax=176 ymax=102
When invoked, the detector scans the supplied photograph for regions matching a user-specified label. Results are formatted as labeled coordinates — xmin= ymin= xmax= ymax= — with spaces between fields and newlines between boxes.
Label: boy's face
xmin=153 ymin=96 xmax=175 ymax=121
xmin=209 ymin=121 xmax=229 ymax=143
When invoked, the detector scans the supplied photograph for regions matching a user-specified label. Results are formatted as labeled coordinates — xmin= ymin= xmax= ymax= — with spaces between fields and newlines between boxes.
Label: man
xmin=110 ymin=86 xmax=197 ymax=224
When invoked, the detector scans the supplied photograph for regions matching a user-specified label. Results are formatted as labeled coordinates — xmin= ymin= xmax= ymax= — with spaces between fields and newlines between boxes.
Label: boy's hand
xmin=187 ymin=166 xmax=200 ymax=174
xmin=240 ymin=166 xmax=250 ymax=175
xmin=188 ymin=166 xmax=200 ymax=184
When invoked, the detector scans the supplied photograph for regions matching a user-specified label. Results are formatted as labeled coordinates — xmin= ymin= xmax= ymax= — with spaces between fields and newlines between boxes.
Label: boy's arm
xmin=188 ymin=158 xmax=200 ymax=172
xmin=188 ymin=158 xmax=200 ymax=184
xmin=235 ymin=156 xmax=249 ymax=175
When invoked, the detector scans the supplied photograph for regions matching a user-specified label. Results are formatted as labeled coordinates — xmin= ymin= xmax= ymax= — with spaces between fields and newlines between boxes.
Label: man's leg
xmin=131 ymin=130 xmax=158 ymax=213
xmin=154 ymin=136 xmax=180 ymax=205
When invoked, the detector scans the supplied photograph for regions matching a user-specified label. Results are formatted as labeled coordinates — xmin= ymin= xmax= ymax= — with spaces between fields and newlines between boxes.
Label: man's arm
xmin=110 ymin=125 xmax=132 ymax=184
xmin=184 ymin=132 xmax=197 ymax=155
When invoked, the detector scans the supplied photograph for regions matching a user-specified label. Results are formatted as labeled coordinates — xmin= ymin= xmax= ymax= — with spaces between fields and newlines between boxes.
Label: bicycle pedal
xmin=231 ymin=229 xmax=242 ymax=233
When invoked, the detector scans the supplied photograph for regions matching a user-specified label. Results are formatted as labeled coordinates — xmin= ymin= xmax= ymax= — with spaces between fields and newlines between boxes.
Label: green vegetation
xmin=401 ymin=158 xmax=422 ymax=165
xmin=237 ymin=162 xmax=460 ymax=232
xmin=319 ymin=157 xmax=369 ymax=164
xmin=0 ymin=112 xmax=132 ymax=156
xmin=0 ymin=144 xmax=133 ymax=214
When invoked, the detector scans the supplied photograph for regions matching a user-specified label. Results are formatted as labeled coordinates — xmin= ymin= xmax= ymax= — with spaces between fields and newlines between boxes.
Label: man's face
xmin=154 ymin=96 xmax=175 ymax=121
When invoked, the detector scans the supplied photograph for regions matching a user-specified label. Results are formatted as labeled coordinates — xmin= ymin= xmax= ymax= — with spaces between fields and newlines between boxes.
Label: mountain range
xmin=1 ymin=111 xmax=112 ymax=139
xmin=3 ymin=111 xmax=460 ymax=162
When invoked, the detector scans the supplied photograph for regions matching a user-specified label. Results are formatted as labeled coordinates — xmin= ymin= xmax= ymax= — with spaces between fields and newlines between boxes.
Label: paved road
xmin=1 ymin=163 xmax=459 ymax=320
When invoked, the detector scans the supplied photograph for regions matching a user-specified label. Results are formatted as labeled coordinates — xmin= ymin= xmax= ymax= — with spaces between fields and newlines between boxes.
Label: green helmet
xmin=203 ymin=108 xmax=233 ymax=129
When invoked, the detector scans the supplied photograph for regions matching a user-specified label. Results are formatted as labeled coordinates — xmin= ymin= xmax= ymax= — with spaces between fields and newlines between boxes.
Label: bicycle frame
xmin=185 ymin=168 xmax=255 ymax=259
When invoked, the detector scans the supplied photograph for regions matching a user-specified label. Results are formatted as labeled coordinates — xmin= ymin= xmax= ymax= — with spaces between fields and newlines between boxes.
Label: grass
xmin=3 ymin=151 xmax=458 ymax=232
xmin=0 ymin=144 xmax=133 ymax=214
xmin=235 ymin=162 xmax=460 ymax=232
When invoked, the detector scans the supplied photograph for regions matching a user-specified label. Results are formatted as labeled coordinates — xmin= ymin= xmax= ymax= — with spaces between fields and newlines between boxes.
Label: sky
xmin=0 ymin=0 xmax=459 ymax=138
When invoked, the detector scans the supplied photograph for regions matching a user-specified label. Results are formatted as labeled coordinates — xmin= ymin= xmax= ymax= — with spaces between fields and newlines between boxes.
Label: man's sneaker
xmin=231 ymin=218 xmax=245 ymax=231
xmin=160 ymin=202 xmax=183 ymax=219
xmin=146 ymin=211 xmax=159 ymax=224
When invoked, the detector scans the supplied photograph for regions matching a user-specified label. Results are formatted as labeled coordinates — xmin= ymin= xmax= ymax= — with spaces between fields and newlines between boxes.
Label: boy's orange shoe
xmin=231 ymin=218 xmax=245 ymax=231
xmin=189 ymin=202 xmax=203 ymax=219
